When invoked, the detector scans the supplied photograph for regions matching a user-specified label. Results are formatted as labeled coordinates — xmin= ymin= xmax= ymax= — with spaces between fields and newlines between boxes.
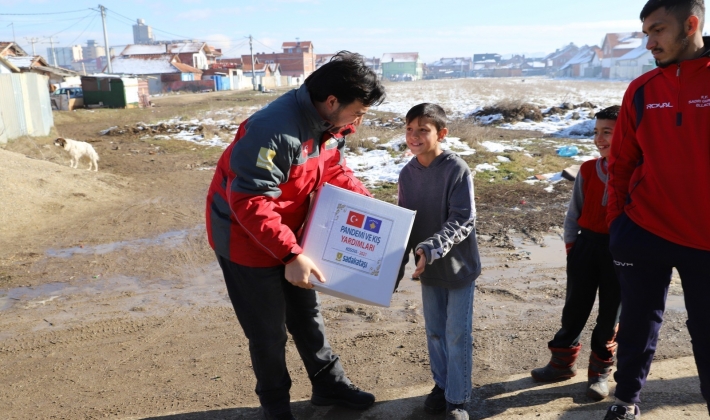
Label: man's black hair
xmin=405 ymin=103 xmax=447 ymax=131
xmin=305 ymin=51 xmax=385 ymax=107
xmin=596 ymin=105 xmax=621 ymax=121
xmin=640 ymin=0 xmax=705 ymax=28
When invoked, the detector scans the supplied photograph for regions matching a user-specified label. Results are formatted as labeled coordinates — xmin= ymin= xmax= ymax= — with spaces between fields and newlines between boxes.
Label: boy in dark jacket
xmin=530 ymin=106 xmax=621 ymax=401
xmin=397 ymin=103 xmax=481 ymax=420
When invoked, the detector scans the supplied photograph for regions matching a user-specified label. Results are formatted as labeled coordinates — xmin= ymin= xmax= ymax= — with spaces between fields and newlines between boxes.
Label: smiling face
xmin=643 ymin=7 xmax=698 ymax=67
xmin=405 ymin=117 xmax=448 ymax=166
xmin=594 ymin=119 xmax=615 ymax=159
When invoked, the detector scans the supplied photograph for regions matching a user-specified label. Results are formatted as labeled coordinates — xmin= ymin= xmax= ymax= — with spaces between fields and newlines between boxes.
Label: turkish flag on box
xmin=300 ymin=184 xmax=416 ymax=307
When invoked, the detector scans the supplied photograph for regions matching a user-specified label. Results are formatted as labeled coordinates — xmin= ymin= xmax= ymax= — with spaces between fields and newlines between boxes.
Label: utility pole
xmin=45 ymin=36 xmax=59 ymax=66
xmin=25 ymin=37 xmax=39 ymax=55
xmin=249 ymin=35 xmax=256 ymax=91
xmin=99 ymin=4 xmax=112 ymax=73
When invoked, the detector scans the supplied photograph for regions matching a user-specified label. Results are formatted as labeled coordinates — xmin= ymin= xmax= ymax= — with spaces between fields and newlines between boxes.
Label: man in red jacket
xmin=604 ymin=1 xmax=710 ymax=419
xmin=206 ymin=52 xmax=384 ymax=420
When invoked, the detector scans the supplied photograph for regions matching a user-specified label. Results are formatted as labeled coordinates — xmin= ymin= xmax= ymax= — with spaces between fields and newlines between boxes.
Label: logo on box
xmin=336 ymin=252 xmax=343 ymax=261
xmin=346 ymin=211 xmax=365 ymax=228
xmin=363 ymin=216 xmax=382 ymax=233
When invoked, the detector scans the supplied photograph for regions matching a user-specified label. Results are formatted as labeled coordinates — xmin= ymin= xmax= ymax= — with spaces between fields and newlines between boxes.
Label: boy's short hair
xmin=640 ymin=0 xmax=705 ymax=29
xmin=596 ymin=105 xmax=621 ymax=121
xmin=305 ymin=51 xmax=385 ymax=107
xmin=405 ymin=103 xmax=447 ymax=131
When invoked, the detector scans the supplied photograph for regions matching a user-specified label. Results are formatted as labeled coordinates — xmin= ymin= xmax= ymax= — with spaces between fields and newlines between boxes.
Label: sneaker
xmin=423 ymin=384 xmax=446 ymax=414
xmin=446 ymin=402 xmax=469 ymax=420
xmin=311 ymin=383 xmax=375 ymax=410
xmin=603 ymin=404 xmax=640 ymax=419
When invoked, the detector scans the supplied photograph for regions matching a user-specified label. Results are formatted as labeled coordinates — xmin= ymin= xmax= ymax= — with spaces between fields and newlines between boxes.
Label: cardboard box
xmin=300 ymin=183 xmax=416 ymax=307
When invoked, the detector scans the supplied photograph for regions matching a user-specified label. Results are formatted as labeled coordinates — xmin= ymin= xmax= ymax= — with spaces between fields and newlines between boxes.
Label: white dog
xmin=54 ymin=137 xmax=100 ymax=171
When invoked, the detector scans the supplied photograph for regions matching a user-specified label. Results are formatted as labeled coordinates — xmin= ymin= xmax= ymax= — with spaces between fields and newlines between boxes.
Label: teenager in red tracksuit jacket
xmin=604 ymin=1 xmax=710 ymax=417
xmin=205 ymin=52 xmax=385 ymax=420
xmin=531 ymin=106 xmax=621 ymax=402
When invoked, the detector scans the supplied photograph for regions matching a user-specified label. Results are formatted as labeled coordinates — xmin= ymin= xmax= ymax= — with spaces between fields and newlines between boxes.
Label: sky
xmin=1 ymin=0 xmax=652 ymax=62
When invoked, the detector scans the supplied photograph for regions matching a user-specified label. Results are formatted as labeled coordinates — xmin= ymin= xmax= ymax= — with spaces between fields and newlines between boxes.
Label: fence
xmin=0 ymin=73 xmax=54 ymax=144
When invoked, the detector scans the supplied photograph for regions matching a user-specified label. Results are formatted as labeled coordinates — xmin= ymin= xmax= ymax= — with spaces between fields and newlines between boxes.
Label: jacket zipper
xmin=676 ymin=64 xmax=682 ymax=126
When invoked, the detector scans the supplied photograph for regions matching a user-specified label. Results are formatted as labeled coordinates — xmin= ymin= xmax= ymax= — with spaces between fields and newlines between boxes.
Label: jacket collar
xmin=296 ymin=84 xmax=333 ymax=136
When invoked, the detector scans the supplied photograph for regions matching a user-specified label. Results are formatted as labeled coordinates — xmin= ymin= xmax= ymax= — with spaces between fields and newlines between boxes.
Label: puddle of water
xmin=45 ymin=226 xmax=205 ymax=258
xmin=512 ymin=234 xmax=566 ymax=267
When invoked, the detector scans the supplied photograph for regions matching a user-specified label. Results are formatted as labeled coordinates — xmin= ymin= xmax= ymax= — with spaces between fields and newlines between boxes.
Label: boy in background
xmin=397 ymin=103 xmax=481 ymax=420
xmin=530 ymin=106 xmax=622 ymax=401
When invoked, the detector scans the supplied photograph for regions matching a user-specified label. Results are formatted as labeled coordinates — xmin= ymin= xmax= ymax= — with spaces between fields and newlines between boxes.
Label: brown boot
xmin=531 ymin=344 xmax=581 ymax=382
xmin=587 ymin=351 xmax=614 ymax=401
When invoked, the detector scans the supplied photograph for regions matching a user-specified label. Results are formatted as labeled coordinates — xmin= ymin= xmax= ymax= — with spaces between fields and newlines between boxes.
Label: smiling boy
xmin=531 ymin=106 xmax=622 ymax=402
xmin=397 ymin=103 xmax=481 ymax=420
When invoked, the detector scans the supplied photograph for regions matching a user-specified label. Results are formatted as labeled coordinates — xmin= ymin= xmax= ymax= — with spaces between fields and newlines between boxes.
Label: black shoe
xmin=603 ymin=404 xmax=640 ymax=420
xmin=424 ymin=384 xmax=446 ymax=414
xmin=311 ymin=383 xmax=375 ymax=410
xmin=445 ymin=402 xmax=469 ymax=420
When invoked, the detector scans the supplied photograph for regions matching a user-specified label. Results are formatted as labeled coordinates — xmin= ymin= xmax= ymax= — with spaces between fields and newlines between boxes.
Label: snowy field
xmin=102 ymin=78 xmax=630 ymax=188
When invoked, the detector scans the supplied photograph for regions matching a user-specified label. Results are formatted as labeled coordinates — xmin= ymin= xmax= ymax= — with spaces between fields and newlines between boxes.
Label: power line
xmin=253 ymin=37 xmax=277 ymax=52
xmin=49 ymin=12 xmax=95 ymax=38
xmin=66 ymin=14 xmax=98 ymax=47
xmin=0 ymin=9 xmax=90 ymax=16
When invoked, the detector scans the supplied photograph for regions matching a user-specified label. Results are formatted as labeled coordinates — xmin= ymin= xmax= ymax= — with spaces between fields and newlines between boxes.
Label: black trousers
xmin=610 ymin=212 xmax=710 ymax=409
xmin=216 ymin=254 xmax=349 ymax=413
xmin=548 ymin=229 xmax=621 ymax=360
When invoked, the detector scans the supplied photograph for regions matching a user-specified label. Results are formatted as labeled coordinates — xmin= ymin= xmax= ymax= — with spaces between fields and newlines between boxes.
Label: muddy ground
xmin=0 ymin=88 xmax=705 ymax=419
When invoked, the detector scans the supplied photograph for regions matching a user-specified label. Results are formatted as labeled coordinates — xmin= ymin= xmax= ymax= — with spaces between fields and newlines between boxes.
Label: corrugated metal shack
xmin=81 ymin=75 xmax=150 ymax=109
xmin=0 ymin=73 xmax=54 ymax=144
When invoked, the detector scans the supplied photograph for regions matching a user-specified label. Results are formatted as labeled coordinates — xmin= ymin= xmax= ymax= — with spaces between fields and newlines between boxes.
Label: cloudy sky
xmin=1 ymin=0 xmax=652 ymax=61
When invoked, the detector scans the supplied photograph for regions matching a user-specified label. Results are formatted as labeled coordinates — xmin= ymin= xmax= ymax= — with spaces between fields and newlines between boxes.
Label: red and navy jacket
xmin=206 ymin=85 xmax=370 ymax=267
xmin=563 ymin=158 xmax=609 ymax=243
xmin=607 ymin=38 xmax=710 ymax=251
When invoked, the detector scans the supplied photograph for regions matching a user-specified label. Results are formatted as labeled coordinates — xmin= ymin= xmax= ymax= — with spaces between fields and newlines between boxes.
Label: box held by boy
xmin=300 ymin=183 xmax=416 ymax=307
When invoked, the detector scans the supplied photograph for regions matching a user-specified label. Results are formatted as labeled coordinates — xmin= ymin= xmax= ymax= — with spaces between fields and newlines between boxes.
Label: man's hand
xmin=412 ymin=248 xmax=427 ymax=279
xmin=285 ymin=254 xmax=326 ymax=289
xmin=565 ymin=242 xmax=575 ymax=255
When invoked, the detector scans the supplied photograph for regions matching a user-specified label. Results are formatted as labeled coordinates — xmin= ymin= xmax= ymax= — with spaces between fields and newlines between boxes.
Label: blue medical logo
xmin=363 ymin=216 xmax=382 ymax=234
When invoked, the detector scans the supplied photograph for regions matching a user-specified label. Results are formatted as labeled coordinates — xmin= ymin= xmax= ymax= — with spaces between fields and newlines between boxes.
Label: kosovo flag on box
xmin=363 ymin=216 xmax=382 ymax=234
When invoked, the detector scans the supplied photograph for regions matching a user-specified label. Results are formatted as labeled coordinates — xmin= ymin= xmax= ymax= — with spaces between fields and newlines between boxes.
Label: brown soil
xmin=0 ymin=90 xmax=703 ymax=420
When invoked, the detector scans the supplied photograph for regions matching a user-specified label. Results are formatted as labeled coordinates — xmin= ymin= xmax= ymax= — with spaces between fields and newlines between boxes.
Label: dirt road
xmin=0 ymin=90 xmax=704 ymax=419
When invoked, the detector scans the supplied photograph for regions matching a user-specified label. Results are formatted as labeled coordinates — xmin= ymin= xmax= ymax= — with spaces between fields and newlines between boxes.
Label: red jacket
xmin=607 ymin=41 xmax=710 ymax=251
xmin=563 ymin=158 xmax=609 ymax=243
xmin=205 ymin=85 xmax=370 ymax=267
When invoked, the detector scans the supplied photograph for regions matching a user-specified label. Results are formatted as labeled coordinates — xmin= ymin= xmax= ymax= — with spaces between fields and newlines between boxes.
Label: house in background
xmin=473 ymin=53 xmax=501 ymax=64
xmin=0 ymin=55 xmax=20 ymax=73
xmin=108 ymin=54 xmax=204 ymax=94
xmin=545 ymin=43 xmax=579 ymax=75
xmin=611 ymin=37 xmax=656 ymax=79
xmin=600 ymin=32 xmax=645 ymax=78
xmin=5 ymin=54 xmax=80 ymax=86
xmin=425 ymin=57 xmax=472 ymax=79
xmin=381 ymin=52 xmax=423 ymax=81
xmin=242 ymin=60 xmax=282 ymax=89
xmin=559 ymin=45 xmax=603 ymax=78
xmin=242 ymin=41 xmax=315 ymax=78
xmin=0 ymin=42 xmax=28 ymax=59
xmin=119 ymin=42 xmax=220 ymax=70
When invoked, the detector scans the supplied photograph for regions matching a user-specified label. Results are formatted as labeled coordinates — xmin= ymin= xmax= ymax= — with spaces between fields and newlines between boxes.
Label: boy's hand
xmin=565 ymin=242 xmax=575 ymax=255
xmin=412 ymin=249 xmax=427 ymax=279
xmin=285 ymin=254 xmax=326 ymax=289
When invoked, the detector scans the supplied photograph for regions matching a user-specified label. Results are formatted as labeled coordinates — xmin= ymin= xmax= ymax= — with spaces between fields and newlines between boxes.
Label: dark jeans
xmin=549 ymin=229 xmax=621 ymax=360
xmin=216 ymin=254 xmax=349 ymax=413
xmin=610 ymin=212 xmax=710 ymax=410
